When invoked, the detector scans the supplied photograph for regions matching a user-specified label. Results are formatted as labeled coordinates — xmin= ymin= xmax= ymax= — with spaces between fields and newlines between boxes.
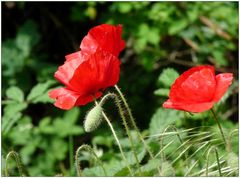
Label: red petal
xmin=163 ymin=99 xmax=214 ymax=113
xmin=54 ymin=51 xmax=89 ymax=87
xmin=169 ymin=65 xmax=215 ymax=103
xmin=48 ymin=88 xmax=80 ymax=110
xmin=80 ymin=24 xmax=125 ymax=56
xmin=213 ymin=73 xmax=233 ymax=102
xmin=75 ymin=91 xmax=103 ymax=106
xmin=69 ymin=50 xmax=120 ymax=95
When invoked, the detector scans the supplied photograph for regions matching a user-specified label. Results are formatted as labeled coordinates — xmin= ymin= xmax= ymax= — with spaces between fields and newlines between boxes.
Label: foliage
xmin=2 ymin=1 xmax=238 ymax=176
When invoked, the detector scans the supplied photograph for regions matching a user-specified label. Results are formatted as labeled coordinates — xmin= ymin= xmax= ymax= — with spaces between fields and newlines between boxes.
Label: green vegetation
xmin=2 ymin=2 xmax=238 ymax=176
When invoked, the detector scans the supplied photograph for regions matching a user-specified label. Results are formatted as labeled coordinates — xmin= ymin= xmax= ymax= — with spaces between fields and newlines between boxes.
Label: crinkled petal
xmin=80 ymin=24 xmax=125 ymax=56
xmin=69 ymin=50 xmax=120 ymax=95
xmin=163 ymin=99 xmax=214 ymax=113
xmin=75 ymin=91 xmax=103 ymax=106
xmin=49 ymin=88 xmax=80 ymax=110
xmin=213 ymin=73 xmax=233 ymax=102
xmin=54 ymin=51 xmax=89 ymax=87
xmin=170 ymin=65 xmax=215 ymax=103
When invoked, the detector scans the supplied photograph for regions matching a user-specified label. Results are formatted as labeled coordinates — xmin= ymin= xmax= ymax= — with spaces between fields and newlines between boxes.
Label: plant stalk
xmin=95 ymin=100 xmax=133 ymax=176
xmin=69 ymin=135 xmax=74 ymax=175
xmin=75 ymin=144 xmax=107 ymax=176
xmin=114 ymin=85 xmax=162 ymax=175
xmin=100 ymin=93 xmax=142 ymax=175
xmin=210 ymin=108 xmax=226 ymax=145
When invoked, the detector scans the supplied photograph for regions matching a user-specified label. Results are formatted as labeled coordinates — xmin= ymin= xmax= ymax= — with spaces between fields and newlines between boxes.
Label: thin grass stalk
xmin=227 ymin=129 xmax=238 ymax=152
xmin=75 ymin=144 xmax=107 ymax=176
xmin=206 ymin=146 xmax=222 ymax=176
xmin=184 ymin=160 xmax=198 ymax=176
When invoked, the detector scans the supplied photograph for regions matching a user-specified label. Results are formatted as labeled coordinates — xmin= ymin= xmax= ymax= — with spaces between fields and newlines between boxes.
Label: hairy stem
xmin=5 ymin=151 xmax=28 ymax=177
xmin=100 ymin=93 xmax=142 ymax=175
xmin=75 ymin=144 xmax=107 ymax=176
xmin=114 ymin=85 xmax=152 ymax=157
xmin=114 ymin=85 xmax=162 ymax=175
xmin=210 ymin=109 xmax=226 ymax=145
xmin=95 ymin=101 xmax=133 ymax=176
xmin=102 ymin=111 xmax=133 ymax=176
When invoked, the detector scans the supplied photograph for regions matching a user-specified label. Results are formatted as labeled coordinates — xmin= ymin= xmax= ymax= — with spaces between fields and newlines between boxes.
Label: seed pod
xmin=84 ymin=105 xmax=103 ymax=132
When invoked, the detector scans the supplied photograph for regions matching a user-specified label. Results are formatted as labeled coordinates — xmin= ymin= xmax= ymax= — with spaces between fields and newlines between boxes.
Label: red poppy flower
xmin=163 ymin=65 xmax=233 ymax=113
xmin=49 ymin=24 xmax=125 ymax=110
xmin=49 ymin=50 xmax=120 ymax=110
xmin=80 ymin=24 xmax=125 ymax=57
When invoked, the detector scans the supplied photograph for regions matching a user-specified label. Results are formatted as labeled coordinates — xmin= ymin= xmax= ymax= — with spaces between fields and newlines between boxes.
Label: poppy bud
xmin=84 ymin=105 xmax=103 ymax=132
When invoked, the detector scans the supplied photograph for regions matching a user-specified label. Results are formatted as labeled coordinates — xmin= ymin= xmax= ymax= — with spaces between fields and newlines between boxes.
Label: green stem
xmin=114 ymin=85 xmax=152 ymax=157
xmin=101 ymin=110 xmax=134 ymax=176
xmin=5 ymin=151 xmax=28 ymax=177
xmin=114 ymin=85 xmax=162 ymax=175
xmin=215 ymin=148 xmax=222 ymax=176
xmin=75 ymin=144 xmax=107 ymax=176
xmin=69 ymin=135 xmax=74 ymax=176
xmin=95 ymin=100 xmax=133 ymax=176
xmin=210 ymin=109 xmax=226 ymax=145
xmin=100 ymin=93 xmax=142 ymax=175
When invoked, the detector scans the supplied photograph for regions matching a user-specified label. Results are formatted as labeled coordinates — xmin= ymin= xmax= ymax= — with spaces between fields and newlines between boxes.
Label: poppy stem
xmin=99 ymin=93 xmax=142 ymax=175
xmin=114 ymin=85 xmax=162 ymax=175
xmin=95 ymin=100 xmax=134 ymax=176
xmin=210 ymin=108 xmax=226 ymax=145
xmin=5 ymin=151 xmax=28 ymax=177
xmin=75 ymin=144 xmax=107 ymax=176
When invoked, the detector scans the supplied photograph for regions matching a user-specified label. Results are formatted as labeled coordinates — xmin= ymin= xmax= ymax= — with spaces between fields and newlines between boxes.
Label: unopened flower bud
xmin=84 ymin=105 xmax=103 ymax=132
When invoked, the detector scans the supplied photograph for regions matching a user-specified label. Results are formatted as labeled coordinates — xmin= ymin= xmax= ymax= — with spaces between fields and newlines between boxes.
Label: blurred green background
xmin=2 ymin=1 xmax=238 ymax=176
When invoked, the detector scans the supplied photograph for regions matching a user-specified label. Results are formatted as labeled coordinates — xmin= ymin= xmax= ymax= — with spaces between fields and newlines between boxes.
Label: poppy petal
xmin=80 ymin=24 xmax=125 ymax=56
xmin=69 ymin=50 xmax=120 ymax=95
xmin=49 ymin=88 xmax=80 ymax=110
xmin=163 ymin=99 xmax=214 ymax=113
xmin=75 ymin=91 xmax=103 ymax=106
xmin=213 ymin=73 xmax=233 ymax=102
xmin=54 ymin=51 xmax=89 ymax=87
xmin=170 ymin=65 xmax=215 ymax=103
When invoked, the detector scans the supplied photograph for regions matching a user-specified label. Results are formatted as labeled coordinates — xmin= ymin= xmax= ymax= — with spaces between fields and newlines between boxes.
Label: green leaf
xmin=154 ymin=88 xmax=170 ymax=97
xmin=47 ymin=138 xmax=68 ymax=160
xmin=117 ymin=2 xmax=133 ymax=13
xmin=16 ymin=20 xmax=40 ymax=56
xmin=139 ymin=159 xmax=161 ymax=176
xmin=52 ymin=118 xmax=84 ymax=137
xmin=2 ymin=112 xmax=22 ymax=136
xmin=6 ymin=86 xmax=24 ymax=102
xmin=39 ymin=117 xmax=55 ymax=134
xmin=83 ymin=166 xmax=106 ymax=176
xmin=158 ymin=68 xmax=179 ymax=87
xmin=6 ymin=116 xmax=33 ymax=145
xmin=3 ymin=102 xmax=27 ymax=121
xmin=27 ymin=80 xmax=55 ymax=102
xmin=63 ymin=107 xmax=81 ymax=124
xmin=149 ymin=108 xmax=183 ymax=135
xmin=169 ymin=19 xmax=188 ymax=35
